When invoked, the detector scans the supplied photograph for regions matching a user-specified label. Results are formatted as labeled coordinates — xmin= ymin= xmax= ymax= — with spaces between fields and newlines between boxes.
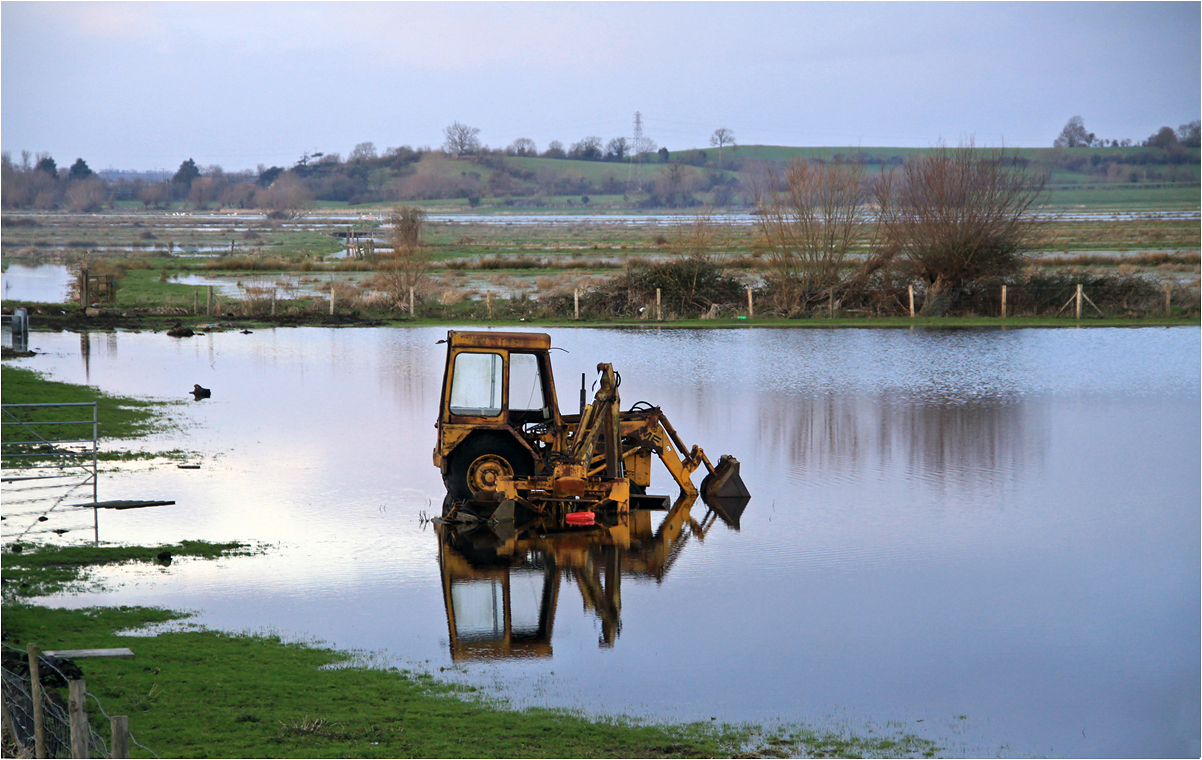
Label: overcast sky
xmin=3 ymin=1 xmax=1199 ymax=172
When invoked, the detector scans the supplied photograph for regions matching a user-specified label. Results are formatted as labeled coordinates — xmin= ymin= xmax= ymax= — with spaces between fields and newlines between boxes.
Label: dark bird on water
xmin=190 ymin=384 xmax=211 ymax=400
xmin=167 ymin=322 xmax=195 ymax=338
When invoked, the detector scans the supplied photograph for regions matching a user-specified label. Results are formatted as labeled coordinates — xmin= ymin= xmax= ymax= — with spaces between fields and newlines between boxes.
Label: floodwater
xmin=1 ymin=263 xmax=75 ymax=303
xmin=2 ymin=326 xmax=1198 ymax=758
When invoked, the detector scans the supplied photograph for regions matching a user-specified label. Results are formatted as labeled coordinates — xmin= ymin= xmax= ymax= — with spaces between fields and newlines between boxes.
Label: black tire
xmin=444 ymin=435 xmax=535 ymax=500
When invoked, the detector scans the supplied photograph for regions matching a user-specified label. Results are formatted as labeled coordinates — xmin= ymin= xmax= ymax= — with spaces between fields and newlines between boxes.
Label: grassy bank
xmin=0 ymin=364 xmax=184 ymax=460
xmin=1 ymin=544 xmax=941 ymax=758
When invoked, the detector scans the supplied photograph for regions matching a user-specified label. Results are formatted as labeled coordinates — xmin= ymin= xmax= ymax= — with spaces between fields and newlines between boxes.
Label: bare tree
xmin=370 ymin=205 xmax=431 ymax=309
xmin=256 ymin=172 xmax=315 ymax=218
xmin=65 ymin=177 xmax=108 ymax=212
xmin=507 ymin=138 xmax=538 ymax=156
xmin=710 ymin=128 xmax=736 ymax=167
xmin=1178 ymin=120 xmax=1201 ymax=148
xmin=877 ymin=143 xmax=1048 ymax=315
xmin=389 ymin=204 xmax=426 ymax=250
xmin=350 ymin=142 xmax=377 ymax=162
xmin=569 ymin=136 xmax=603 ymax=160
xmin=1054 ymin=116 xmax=1095 ymax=148
xmin=754 ymin=159 xmax=876 ymax=314
xmin=605 ymin=137 xmax=629 ymax=161
xmin=443 ymin=122 xmax=481 ymax=157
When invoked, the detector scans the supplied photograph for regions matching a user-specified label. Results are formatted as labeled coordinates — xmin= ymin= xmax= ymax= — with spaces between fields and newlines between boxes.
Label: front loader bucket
xmin=701 ymin=455 xmax=750 ymax=501
xmin=700 ymin=455 xmax=750 ymax=528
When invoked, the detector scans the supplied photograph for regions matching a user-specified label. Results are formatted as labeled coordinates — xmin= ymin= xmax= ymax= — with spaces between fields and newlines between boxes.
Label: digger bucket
xmin=700 ymin=455 xmax=750 ymax=528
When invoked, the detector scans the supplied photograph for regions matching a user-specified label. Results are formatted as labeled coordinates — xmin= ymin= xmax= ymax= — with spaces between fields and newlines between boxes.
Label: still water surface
xmin=4 ymin=326 xmax=1198 ymax=758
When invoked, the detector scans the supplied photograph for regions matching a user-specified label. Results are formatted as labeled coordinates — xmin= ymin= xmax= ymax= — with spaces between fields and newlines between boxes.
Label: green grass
xmin=1047 ymin=185 xmax=1201 ymax=208
xmin=1 ymin=365 xmax=174 ymax=444
xmin=1 ymin=541 xmax=253 ymax=597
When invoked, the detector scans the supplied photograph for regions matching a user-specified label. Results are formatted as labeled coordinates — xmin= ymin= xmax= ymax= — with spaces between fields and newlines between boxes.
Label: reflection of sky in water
xmin=2 ymin=263 xmax=74 ymax=303
xmin=3 ymin=326 xmax=1198 ymax=758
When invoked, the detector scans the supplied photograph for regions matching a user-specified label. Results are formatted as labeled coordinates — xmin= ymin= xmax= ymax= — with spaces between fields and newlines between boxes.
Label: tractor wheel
xmin=445 ymin=436 xmax=534 ymax=500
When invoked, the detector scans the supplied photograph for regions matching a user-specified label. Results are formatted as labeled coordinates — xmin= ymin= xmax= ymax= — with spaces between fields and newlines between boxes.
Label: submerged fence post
xmin=69 ymin=679 xmax=88 ymax=759
xmin=574 ymin=289 xmax=579 ymax=320
xmin=1075 ymin=283 xmax=1083 ymax=320
xmin=110 ymin=716 xmax=129 ymax=760
xmin=908 ymin=284 xmax=915 ymax=318
xmin=1001 ymin=284 xmax=1008 ymax=318
xmin=747 ymin=286 xmax=754 ymax=319
xmin=27 ymin=644 xmax=45 ymax=759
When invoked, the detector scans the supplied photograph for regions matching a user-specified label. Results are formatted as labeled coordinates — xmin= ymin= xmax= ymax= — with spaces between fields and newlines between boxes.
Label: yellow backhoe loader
xmin=433 ymin=330 xmax=749 ymax=523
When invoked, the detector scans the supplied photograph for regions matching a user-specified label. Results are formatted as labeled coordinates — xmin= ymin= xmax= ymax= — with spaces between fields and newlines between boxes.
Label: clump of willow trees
xmin=754 ymin=143 xmax=1049 ymax=316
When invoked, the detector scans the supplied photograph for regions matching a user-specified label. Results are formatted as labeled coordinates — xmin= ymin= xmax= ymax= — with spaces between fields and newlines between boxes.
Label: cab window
xmin=449 ymin=352 xmax=503 ymax=416
xmin=509 ymin=353 xmax=545 ymax=412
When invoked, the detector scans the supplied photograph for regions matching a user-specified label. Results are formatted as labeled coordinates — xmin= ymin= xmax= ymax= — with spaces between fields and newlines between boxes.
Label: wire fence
xmin=1 ymin=643 xmax=157 ymax=759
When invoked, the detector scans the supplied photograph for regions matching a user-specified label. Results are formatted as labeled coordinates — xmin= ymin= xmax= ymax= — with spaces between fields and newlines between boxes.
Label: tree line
xmin=3 ymin=118 xmax=1198 ymax=213
xmin=1054 ymin=116 xmax=1200 ymax=150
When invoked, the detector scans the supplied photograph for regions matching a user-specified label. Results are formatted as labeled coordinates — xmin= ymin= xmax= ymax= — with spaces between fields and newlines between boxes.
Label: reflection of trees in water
xmin=378 ymin=330 xmax=441 ymax=419
xmin=756 ymin=390 xmax=1043 ymax=492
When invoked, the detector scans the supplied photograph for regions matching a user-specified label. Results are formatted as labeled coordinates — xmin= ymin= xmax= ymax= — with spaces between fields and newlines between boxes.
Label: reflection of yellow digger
xmin=433 ymin=331 xmax=749 ymax=522
xmin=437 ymin=492 xmax=740 ymax=659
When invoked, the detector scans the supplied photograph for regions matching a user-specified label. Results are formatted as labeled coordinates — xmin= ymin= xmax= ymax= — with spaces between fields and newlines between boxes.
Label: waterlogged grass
xmin=0 ymin=365 xmax=173 ymax=441
xmin=0 ymin=365 xmax=190 ymax=465
xmin=1 ymin=541 xmax=253 ymax=598
xmin=0 ymin=546 xmax=944 ymax=758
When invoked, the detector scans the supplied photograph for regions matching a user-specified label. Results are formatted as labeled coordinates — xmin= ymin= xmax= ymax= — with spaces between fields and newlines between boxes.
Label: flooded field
xmin=2 ymin=326 xmax=1198 ymax=758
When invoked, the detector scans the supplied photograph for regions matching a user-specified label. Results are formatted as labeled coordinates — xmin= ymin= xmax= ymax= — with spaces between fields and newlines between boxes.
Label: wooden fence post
xmin=69 ymin=679 xmax=88 ymax=759
xmin=574 ymin=289 xmax=579 ymax=320
xmin=271 ymin=291 xmax=276 ymax=316
xmin=206 ymin=286 xmax=214 ymax=317
xmin=110 ymin=716 xmax=129 ymax=760
xmin=747 ymin=286 xmax=754 ymax=319
xmin=193 ymin=290 xmax=199 ymax=316
xmin=1001 ymin=284 xmax=1008 ymax=318
xmin=908 ymin=284 xmax=915 ymax=318
xmin=1165 ymin=282 xmax=1172 ymax=317
xmin=1075 ymin=283 xmax=1083 ymax=320
xmin=27 ymin=644 xmax=45 ymax=759
xmin=656 ymin=288 xmax=661 ymax=321
xmin=409 ymin=287 xmax=415 ymax=317
xmin=486 ymin=291 xmax=492 ymax=319
xmin=330 ymin=289 xmax=336 ymax=316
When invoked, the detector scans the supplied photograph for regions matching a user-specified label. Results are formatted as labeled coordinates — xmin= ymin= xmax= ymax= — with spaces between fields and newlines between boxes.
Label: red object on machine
xmin=565 ymin=511 xmax=596 ymax=526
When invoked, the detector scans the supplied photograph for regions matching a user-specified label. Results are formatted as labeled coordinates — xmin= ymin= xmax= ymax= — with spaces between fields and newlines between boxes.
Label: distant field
xmin=1046 ymin=185 xmax=1201 ymax=208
